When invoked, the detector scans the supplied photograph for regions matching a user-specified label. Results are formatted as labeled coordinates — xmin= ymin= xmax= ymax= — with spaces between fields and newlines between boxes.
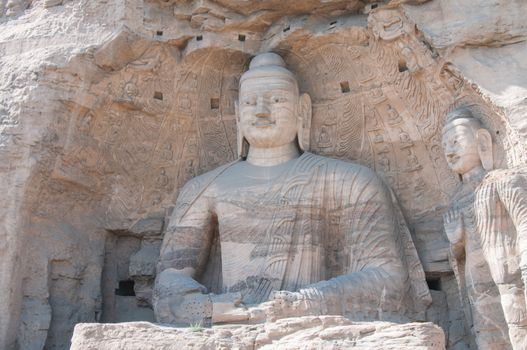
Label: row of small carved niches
xmin=271 ymin=9 xmax=522 ymax=273
xmin=44 ymin=7 xmax=523 ymax=274
xmin=46 ymin=44 xmax=246 ymax=230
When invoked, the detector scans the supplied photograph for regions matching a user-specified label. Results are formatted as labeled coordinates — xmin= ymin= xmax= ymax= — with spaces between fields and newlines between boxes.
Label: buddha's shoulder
xmin=179 ymin=160 xmax=240 ymax=197
xmin=481 ymin=166 xmax=527 ymax=187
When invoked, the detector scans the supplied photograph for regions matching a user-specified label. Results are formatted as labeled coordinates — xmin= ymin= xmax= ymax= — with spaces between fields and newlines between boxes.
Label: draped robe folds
xmin=475 ymin=167 xmax=527 ymax=284
xmin=447 ymin=180 xmax=511 ymax=349
xmin=158 ymin=153 xmax=430 ymax=321
xmin=474 ymin=167 xmax=527 ymax=349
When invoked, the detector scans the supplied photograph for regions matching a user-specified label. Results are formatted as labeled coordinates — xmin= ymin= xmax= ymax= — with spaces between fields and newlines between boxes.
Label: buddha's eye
xmin=271 ymin=96 xmax=287 ymax=103
xmin=243 ymin=97 xmax=256 ymax=106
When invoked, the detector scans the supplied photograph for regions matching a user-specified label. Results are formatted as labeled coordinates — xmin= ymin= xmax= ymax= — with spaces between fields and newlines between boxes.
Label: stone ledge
xmin=71 ymin=316 xmax=445 ymax=350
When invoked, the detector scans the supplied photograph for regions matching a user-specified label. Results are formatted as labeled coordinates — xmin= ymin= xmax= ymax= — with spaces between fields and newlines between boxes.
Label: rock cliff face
xmin=1 ymin=1 xmax=526 ymax=349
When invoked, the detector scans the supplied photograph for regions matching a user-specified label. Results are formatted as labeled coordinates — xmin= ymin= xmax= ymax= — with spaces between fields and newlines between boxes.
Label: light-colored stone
xmin=44 ymin=0 xmax=62 ymax=9
xmin=1 ymin=0 xmax=526 ymax=349
xmin=403 ymin=0 xmax=527 ymax=157
xmin=442 ymin=107 xmax=527 ymax=349
xmin=154 ymin=52 xmax=431 ymax=327
xmin=70 ymin=316 xmax=445 ymax=350
xmin=442 ymin=107 xmax=512 ymax=349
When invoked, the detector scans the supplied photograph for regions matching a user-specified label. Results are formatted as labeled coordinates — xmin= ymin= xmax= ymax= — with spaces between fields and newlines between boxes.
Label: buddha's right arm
xmin=154 ymin=179 xmax=250 ymax=325
xmin=153 ymin=178 xmax=216 ymax=324
xmin=157 ymin=176 xmax=215 ymax=276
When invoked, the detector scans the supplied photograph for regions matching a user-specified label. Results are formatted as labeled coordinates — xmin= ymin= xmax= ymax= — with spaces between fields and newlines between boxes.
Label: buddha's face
xmin=442 ymin=123 xmax=482 ymax=175
xmin=239 ymin=75 xmax=299 ymax=149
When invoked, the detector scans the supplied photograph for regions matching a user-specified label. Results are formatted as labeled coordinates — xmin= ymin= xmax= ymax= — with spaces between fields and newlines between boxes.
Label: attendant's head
xmin=236 ymin=53 xmax=311 ymax=157
xmin=442 ymin=107 xmax=493 ymax=176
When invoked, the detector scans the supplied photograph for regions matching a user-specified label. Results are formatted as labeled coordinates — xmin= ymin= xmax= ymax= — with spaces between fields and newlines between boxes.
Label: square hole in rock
xmin=398 ymin=60 xmax=408 ymax=72
xmin=154 ymin=91 xmax=163 ymax=100
xmin=238 ymin=34 xmax=246 ymax=42
xmin=210 ymin=97 xmax=220 ymax=110
xmin=340 ymin=81 xmax=350 ymax=93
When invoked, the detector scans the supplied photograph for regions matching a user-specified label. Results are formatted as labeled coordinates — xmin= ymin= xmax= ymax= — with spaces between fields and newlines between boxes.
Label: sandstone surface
xmin=0 ymin=0 xmax=526 ymax=349
xmin=70 ymin=316 xmax=445 ymax=350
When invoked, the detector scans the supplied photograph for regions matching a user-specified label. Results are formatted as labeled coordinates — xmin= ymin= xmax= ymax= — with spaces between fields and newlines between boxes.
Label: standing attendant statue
xmin=442 ymin=107 xmax=527 ymax=349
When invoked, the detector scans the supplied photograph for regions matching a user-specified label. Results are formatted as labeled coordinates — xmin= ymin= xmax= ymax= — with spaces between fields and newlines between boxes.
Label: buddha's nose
xmin=255 ymin=97 xmax=270 ymax=118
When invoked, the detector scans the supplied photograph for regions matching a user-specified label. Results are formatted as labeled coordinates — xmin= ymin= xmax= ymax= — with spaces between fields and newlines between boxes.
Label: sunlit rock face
xmin=70 ymin=317 xmax=446 ymax=350
xmin=1 ymin=0 xmax=526 ymax=349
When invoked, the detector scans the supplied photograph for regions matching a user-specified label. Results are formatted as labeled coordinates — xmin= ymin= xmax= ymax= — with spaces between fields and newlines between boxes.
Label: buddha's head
xmin=236 ymin=53 xmax=312 ymax=157
xmin=442 ymin=107 xmax=493 ymax=176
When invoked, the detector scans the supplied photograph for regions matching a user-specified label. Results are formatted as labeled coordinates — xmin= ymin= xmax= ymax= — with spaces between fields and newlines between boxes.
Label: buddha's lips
xmin=447 ymin=155 xmax=460 ymax=165
xmin=252 ymin=118 xmax=276 ymax=127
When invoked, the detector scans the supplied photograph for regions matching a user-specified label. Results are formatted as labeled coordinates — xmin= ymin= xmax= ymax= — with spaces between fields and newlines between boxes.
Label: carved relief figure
xmin=459 ymin=113 xmax=527 ymax=349
xmin=442 ymin=107 xmax=514 ymax=349
xmin=153 ymin=53 xmax=430 ymax=327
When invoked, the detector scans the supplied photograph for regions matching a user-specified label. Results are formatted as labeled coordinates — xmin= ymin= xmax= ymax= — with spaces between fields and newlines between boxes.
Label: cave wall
xmin=1 ymin=0 xmax=526 ymax=349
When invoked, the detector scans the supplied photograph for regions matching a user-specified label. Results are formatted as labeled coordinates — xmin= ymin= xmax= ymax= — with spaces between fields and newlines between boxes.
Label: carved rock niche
xmin=2 ymin=1 xmax=526 ymax=350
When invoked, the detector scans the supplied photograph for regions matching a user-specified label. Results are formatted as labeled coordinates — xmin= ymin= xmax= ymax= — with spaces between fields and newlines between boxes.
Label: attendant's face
xmin=442 ymin=123 xmax=482 ymax=175
xmin=239 ymin=75 xmax=298 ymax=149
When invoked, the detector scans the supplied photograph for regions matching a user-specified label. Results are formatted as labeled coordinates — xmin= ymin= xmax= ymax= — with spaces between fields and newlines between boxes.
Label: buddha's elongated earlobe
xmin=297 ymin=93 xmax=312 ymax=152
xmin=235 ymin=101 xmax=248 ymax=158
xmin=476 ymin=128 xmax=493 ymax=171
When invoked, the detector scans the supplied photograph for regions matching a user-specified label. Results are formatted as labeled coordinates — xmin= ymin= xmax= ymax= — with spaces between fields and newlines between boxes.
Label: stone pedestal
xmin=71 ymin=316 xmax=445 ymax=350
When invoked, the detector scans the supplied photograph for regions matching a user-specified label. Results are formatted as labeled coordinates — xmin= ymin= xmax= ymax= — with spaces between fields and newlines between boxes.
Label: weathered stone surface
xmin=70 ymin=316 xmax=445 ymax=350
xmin=44 ymin=0 xmax=62 ymax=8
xmin=403 ymin=1 xmax=527 ymax=48
xmin=153 ymin=52 xmax=431 ymax=328
xmin=447 ymin=42 xmax=527 ymax=145
xmin=442 ymin=107 xmax=527 ymax=349
xmin=0 ymin=0 xmax=526 ymax=349
xmin=403 ymin=0 xmax=527 ymax=152
xmin=129 ymin=215 xmax=165 ymax=237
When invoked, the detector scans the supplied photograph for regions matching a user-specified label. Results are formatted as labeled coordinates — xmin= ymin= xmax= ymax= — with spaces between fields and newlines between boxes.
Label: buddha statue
xmin=442 ymin=107 xmax=527 ymax=349
xmin=153 ymin=53 xmax=430 ymax=326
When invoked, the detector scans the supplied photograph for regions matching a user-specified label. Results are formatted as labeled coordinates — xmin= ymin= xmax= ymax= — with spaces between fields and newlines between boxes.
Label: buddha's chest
xmin=213 ymin=177 xmax=322 ymax=232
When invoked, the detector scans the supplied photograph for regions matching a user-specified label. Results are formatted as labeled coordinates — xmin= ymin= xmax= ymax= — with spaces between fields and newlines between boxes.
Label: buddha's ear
xmin=476 ymin=128 xmax=493 ymax=171
xmin=235 ymin=101 xmax=248 ymax=158
xmin=297 ymin=93 xmax=312 ymax=152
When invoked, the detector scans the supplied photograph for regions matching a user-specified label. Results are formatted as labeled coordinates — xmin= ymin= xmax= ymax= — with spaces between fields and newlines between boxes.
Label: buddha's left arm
xmin=299 ymin=168 xmax=406 ymax=315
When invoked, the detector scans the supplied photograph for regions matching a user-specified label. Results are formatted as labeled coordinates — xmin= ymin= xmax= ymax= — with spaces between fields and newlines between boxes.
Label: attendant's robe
xmin=158 ymin=153 xmax=430 ymax=321
xmin=447 ymin=179 xmax=511 ymax=349
xmin=475 ymin=167 xmax=527 ymax=349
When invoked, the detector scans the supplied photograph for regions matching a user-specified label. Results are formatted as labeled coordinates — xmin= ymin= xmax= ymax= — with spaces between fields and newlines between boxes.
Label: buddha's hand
xmin=153 ymin=268 xmax=211 ymax=325
xmin=253 ymin=290 xmax=324 ymax=322
xmin=211 ymin=292 xmax=251 ymax=323
xmin=443 ymin=208 xmax=464 ymax=245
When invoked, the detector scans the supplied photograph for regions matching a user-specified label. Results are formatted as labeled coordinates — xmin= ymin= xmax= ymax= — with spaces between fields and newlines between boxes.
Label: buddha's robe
xmin=158 ymin=153 xmax=430 ymax=321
